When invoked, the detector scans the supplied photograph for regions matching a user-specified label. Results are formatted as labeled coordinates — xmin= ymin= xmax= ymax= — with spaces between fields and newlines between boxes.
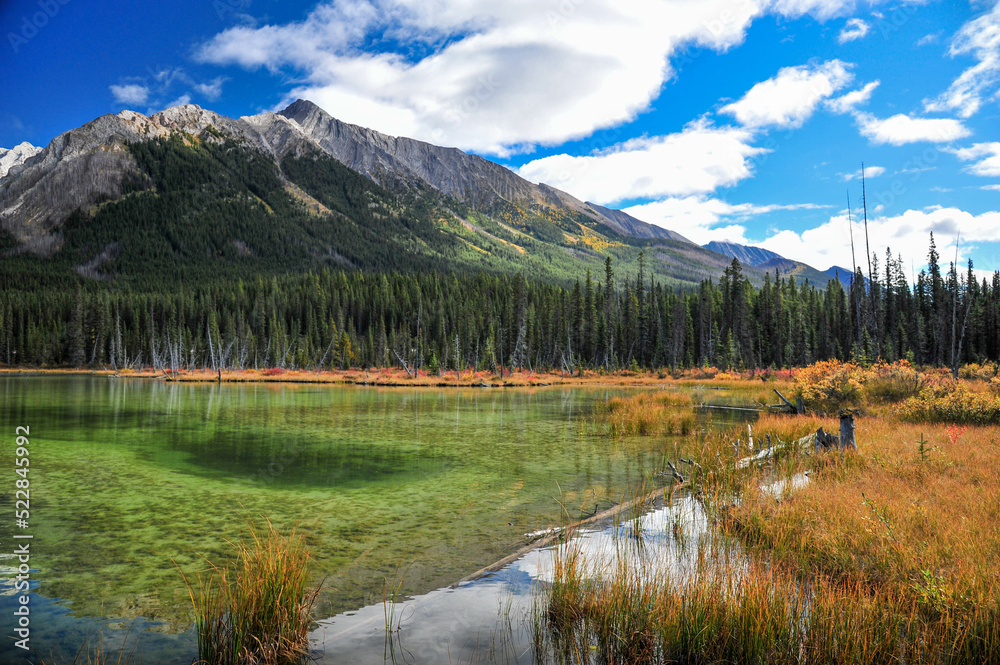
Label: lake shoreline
xmin=0 ymin=366 xmax=735 ymax=388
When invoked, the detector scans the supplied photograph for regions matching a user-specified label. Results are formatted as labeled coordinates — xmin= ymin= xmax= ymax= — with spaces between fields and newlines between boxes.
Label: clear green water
xmin=0 ymin=377 xmax=669 ymax=663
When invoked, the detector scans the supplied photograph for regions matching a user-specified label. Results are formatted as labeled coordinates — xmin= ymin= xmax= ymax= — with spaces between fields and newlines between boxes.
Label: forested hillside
xmin=3 ymin=234 xmax=998 ymax=372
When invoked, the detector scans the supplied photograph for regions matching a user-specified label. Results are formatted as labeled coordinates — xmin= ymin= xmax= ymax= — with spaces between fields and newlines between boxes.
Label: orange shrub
xmin=795 ymin=360 xmax=866 ymax=412
xmin=896 ymin=383 xmax=1000 ymax=424
xmin=862 ymin=360 xmax=923 ymax=402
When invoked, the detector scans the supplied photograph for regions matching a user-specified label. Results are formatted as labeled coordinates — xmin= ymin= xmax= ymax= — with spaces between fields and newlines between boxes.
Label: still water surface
xmin=0 ymin=377 xmax=696 ymax=664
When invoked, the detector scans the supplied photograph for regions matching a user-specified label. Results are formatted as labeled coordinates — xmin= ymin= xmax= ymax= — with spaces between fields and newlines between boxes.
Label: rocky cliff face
xmin=0 ymin=100 xmax=687 ymax=256
xmin=278 ymin=99 xmax=680 ymax=240
xmin=0 ymin=142 xmax=42 ymax=179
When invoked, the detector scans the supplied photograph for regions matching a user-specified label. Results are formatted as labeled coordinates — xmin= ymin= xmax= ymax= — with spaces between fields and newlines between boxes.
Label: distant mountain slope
xmin=703 ymin=240 xmax=837 ymax=286
xmin=0 ymin=100 xmax=829 ymax=290
xmin=704 ymin=241 xmax=782 ymax=267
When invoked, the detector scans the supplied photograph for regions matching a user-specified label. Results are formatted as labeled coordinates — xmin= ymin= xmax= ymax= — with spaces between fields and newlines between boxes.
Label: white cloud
xmin=110 ymin=83 xmax=150 ymax=105
xmin=194 ymin=77 xmax=227 ymax=101
xmin=838 ymin=18 xmax=870 ymax=43
xmin=621 ymin=196 xmax=827 ymax=245
xmin=757 ymin=205 xmax=1000 ymax=273
xmin=916 ymin=33 xmax=939 ymax=47
xmin=195 ymin=0 xmax=875 ymax=155
xmin=825 ymin=80 xmax=879 ymax=113
xmin=924 ymin=2 xmax=1000 ymax=118
xmin=854 ymin=112 xmax=971 ymax=145
xmin=768 ymin=0 xmax=869 ymax=21
xmin=110 ymin=70 xmax=226 ymax=111
xmin=949 ymin=142 xmax=1000 ymax=177
xmin=719 ymin=60 xmax=854 ymax=129
xmin=839 ymin=165 xmax=885 ymax=181
xmin=516 ymin=120 xmax=765 ymax=204
xmin=982 ymin=184 xmax=1000 ymax=191
xmin=163 ymin=95 xmax=193 ymax=109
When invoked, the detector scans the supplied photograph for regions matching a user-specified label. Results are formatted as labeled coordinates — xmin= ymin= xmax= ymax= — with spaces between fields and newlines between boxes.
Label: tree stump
xmin=839 ymin=411 xmax=857 ymax=451
xmin=814 ymin=427 xmax=839 ymax=452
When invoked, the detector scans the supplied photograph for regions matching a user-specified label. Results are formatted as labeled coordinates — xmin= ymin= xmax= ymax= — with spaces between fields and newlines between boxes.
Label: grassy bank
xmin=539 ymin=362 xmax=1000 ymax=663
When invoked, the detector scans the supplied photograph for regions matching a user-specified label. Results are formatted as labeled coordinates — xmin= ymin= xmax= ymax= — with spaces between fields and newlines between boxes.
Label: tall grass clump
xmin=598 ymin=390 xmax=695 ymax=436
xmin=180 ymin=518 xmax=318 ymax=665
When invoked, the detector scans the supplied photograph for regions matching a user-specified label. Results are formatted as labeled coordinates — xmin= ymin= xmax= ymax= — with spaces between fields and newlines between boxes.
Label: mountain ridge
xmin=0 ymin=99 xmax=839 ymax=290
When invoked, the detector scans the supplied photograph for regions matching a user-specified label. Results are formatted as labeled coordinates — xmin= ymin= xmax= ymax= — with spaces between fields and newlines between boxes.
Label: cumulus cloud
xmin=516 ymin=120 xmax=766 ymax=204
xmin=825 ymin=80 xmax=879 ymax=113
xmin=838 ymin=18 xmax=870 ymax=43
xmin=110 ymin=83 xmax=151 ymax=105
xmin=949 ymin=142 xmax=1000 ymax=177
xmin=194 ymin=0 xmax=876 ymax=155
xmin=758 ymin=205 xmax=1000 ymax=272
xmin=854 ymin=112 xmax=971 ymax=145
xmin=193 ymin=77 xmax=227 ymax=101
xmin=924 ymin=1 xmax=1000 ymax=118
xmin=623 ymin=196 xmax=828 ymax=245
xmin=983 ymin=184 xmax=1000 ymax=191
xmin=719 ymin=60 xmax=854 ymax=129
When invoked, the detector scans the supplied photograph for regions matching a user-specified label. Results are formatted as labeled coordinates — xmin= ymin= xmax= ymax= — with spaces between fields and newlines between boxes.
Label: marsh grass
xmin=179 ymin=518 xmax=318 ymax=665
xmin=597 ymin=390 xmax=695 ymax=436
xmin=541 ymin=373 xmax=1000 ymax=663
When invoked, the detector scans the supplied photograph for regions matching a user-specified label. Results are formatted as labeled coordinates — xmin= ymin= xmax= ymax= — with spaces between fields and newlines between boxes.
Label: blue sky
xmin=2 ymin=0 xmax=999 ymax=276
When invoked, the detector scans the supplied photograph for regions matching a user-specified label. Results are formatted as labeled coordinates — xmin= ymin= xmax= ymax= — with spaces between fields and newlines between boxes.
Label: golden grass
xmin=597 ymin=390 xmax=696 ymax=436
xmin=727 ymin=418 xmax=1000 ymax=611
xmin=179 ymin=518 xmax=319 ymax=665
xmin=544 ymin=365 xmax=1000 ymax=663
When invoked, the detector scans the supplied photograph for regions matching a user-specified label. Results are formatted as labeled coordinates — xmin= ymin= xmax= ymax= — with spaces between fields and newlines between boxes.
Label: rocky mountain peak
xmin=0 ymin=141 xmax=42 ymax=179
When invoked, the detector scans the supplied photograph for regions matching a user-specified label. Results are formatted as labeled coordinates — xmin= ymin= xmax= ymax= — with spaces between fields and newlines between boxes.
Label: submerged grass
xmin=179 ymin=517 xmax=319 ymax=665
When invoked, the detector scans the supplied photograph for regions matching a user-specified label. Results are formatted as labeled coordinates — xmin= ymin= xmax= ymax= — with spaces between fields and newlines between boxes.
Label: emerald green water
xmin=0 ymin=377 xmax=665 ymax=663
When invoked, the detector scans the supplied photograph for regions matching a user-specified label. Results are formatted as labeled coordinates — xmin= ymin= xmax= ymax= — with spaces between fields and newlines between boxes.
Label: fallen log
xmin=771 ymin=389 xmax=800 ymax=414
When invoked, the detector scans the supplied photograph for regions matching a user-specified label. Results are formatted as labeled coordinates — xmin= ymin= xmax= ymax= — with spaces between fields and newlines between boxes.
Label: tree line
xmin=1 ymin=233 xmax=997 ymax=374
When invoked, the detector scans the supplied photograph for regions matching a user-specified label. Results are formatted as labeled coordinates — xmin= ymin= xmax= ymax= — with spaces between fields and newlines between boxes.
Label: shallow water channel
xmin=0 ymin=377 xmax=751 ymax=664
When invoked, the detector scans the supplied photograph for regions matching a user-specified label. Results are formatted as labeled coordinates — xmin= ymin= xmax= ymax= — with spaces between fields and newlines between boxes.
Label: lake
xmin=0 ymin=376 xmax=704 ymax=664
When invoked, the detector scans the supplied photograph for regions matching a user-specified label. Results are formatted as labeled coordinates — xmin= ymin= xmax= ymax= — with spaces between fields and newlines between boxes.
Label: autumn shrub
xmin=896 ymin=383 xmax=1000 ymax=424
xmin=863 ymin=360 xmax=923 ymax=402
xmin=795 ymin=360 xmax=866 ymax=412
xmin=959 ymin=362 xmax=998 ymax=381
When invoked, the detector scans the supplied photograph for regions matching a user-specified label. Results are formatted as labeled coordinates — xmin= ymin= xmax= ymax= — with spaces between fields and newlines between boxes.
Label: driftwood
xmin=770 ymin=389 xmax=801 ymax=414
xmin=815 ymin=412 xmax=857 ymax=452
xmin=663 ymin=460 xmax=685 ymax=484
xmin=814 ymin=426 xmax=840 ymax=452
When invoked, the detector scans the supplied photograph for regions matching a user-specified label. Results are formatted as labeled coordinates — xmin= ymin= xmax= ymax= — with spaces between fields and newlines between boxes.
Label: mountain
xmin=0 ymin=100 xmax=827 ymax=290
xmin=704 ymin=241 xmax=783 ymax=268
xmin=824 ymin=266 xmax=867 ymax=288
xmin=0 ymin=142 xmax=41 ymax=179
xmin=703 ymin=240 xmax=844 ymax=287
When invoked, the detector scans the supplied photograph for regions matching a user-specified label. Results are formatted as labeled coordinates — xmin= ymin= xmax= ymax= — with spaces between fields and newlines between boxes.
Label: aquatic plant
xmin=180 ymin=518 xmax=318 ymax=665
